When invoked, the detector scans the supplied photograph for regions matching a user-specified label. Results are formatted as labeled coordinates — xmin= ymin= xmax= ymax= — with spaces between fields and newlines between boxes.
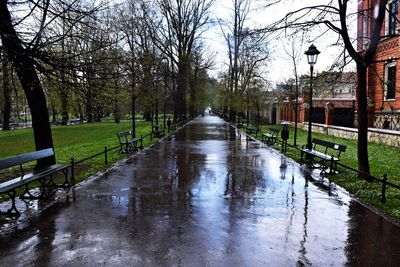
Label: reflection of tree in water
xmin=345 ymin=200 xmax=400 ymax=266
xmin=227 ymin=126 xmax=239 ymax=141
xmin=297 ymin=176 xmax=310 ymax=266
xmin=280 ymin=163 xmax=311 ymax=265
xmin=0 ymin=206 xmax=58 ymax=266
xmin=224 ymin=153 xmax=266 ymax=200
xmin=283 ymin=174 xmax=295 ymax=244
xmin=125 ymin=142 xmax=206 ymax=262
xmin=129 ymin=141 xmax=204 ymax=214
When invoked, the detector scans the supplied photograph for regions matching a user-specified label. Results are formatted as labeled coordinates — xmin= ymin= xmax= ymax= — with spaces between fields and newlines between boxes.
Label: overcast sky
xmin=203 ymin=0 xmax=357 ymax=86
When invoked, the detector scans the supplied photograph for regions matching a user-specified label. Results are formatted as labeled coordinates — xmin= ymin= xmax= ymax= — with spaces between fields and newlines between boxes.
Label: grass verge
xmin=0 ymin=121 xmax=172 ymax=202
xmin=251 ymin=124 xmax=400 ymax=221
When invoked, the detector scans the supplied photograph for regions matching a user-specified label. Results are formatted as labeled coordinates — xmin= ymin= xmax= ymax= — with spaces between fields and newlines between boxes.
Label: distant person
xmin=167 ymin=117 xmax=171 ymax=132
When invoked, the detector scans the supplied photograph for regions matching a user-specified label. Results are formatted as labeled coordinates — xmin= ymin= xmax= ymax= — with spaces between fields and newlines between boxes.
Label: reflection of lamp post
xmin=294 ymin=77 xmax=299 ymax=146
xmin=151 ymin=66 xmax=159 ymax=128
xmin=162 ymin=58 xmax=169 ymax=129
xmin=304 ymin=44 xmax=320 ymax=150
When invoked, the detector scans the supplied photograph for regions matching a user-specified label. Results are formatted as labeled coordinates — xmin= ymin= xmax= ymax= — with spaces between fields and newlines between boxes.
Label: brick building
xmin=278 ymin=72 xmax=356 ymax=128
xmin=358 ymin=0 xmax=400 ymax=130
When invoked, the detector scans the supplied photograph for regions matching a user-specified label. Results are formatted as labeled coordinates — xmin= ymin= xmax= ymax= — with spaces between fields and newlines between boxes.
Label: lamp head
xmin=305 ymin=44 xmax=320 ymax=66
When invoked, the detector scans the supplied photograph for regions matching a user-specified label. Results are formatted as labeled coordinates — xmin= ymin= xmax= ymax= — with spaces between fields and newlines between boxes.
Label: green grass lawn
xmin=0 ymin=121 xmax=165 ymax=191
xmin=0 ymin=122 xmax=153 ymax=159
xmin=2 ymin=119 xmax=400 ymax=220
xmin=255 ymin=124 xmax=400 ymax=220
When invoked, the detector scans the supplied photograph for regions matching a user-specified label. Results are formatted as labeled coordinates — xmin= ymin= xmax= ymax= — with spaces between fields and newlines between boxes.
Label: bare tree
xmin=155 ymin=0 xmax=214 ymax=121
xmin=0 ymin=0 xmax=102 ymax=167
xmin=219 ymin=0 xmax=251 ymax=122
xmin=283 ymin=36 xmax=304 ymax=146
xmin=219 ymin=0 xmax=270 ymax=123
xmin=264 ymin=0 xmax=388 ymax=175
xmin=0 ymin=1 xmax=56 ymax=167
xmin=1 ymin=50 xmax=12 ymax=130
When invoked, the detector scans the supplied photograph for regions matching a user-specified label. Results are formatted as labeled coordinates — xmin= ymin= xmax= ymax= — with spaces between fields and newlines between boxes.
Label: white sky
xmin=203 ymin=0 xmax=357 ymax=86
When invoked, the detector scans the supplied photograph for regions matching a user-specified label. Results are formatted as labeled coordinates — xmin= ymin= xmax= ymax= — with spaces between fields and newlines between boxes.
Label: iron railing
xmin=225 ymin=116 xmax=400 ymax=204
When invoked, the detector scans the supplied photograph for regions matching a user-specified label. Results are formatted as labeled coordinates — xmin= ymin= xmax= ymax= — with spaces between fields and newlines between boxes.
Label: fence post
xmin=330 ymin=155 xmax=334 ymax=174
xmin=70 ymin=157 xmax=75 ymax=185
xmin=104 ymin=146 xmax=108 ymax=165
xmin=381 ymin=173 xmax=387 ymax=203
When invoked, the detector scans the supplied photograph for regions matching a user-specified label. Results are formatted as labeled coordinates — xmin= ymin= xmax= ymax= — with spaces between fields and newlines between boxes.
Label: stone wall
xmin=290 ymin=122 xmax=400 ymax=148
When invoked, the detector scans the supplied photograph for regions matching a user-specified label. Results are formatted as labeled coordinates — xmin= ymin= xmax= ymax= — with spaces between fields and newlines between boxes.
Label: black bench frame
xmin=261 ymin=128 xmax=280 ymax=145
xmin=245 ymin=125 xmax=257 ymax=135
xmin=117 ymin=130 xmax=143 ymax=153
xmin=169 ymin=124 xmax=177 ymax=131
xmin=151 ymin=125 xmax=165 ymax=139
xmin=300 ymin=138 xmax=346 ymax=174
xmin=0 ymin=148 xmax=71 ymax=216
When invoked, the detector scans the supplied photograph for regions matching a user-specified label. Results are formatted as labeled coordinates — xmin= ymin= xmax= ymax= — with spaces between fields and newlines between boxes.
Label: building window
xmin=362 ymin=12 xmax=369 ymax=48
xmin=385 ymin=63 xmax=396 ymax=99
xmin=388 ymin=0 xmax=399 ymax=36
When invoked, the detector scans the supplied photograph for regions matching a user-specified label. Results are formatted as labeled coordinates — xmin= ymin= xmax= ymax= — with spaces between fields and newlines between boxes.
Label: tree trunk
xmin=189 ymin=65 xmax=198 ymax=118
xmin=0 ymin=2 xmax=55 ymax=168
xmin=131 ymin=89 xmax=136 ymax=138
xmin=1 ymin=51 xmax=11 ymax=131
xmin=51 ymin=103 xmax=57 ymax=123
xmin=114 ymin=103 xmax=121 ymax=124
xmin=356 ymin=63 xmax=370 ymax=175
xmin=189 ymin=82 xmax=196 ymax=118
xmin=86 ymin=90 xmax=93 ymax=123
xmin=60 ymin=88 xmax=69 ymax=125
xmin=113 ymin=79 xmax=120 ymax=124
xmin=229 ymin=108 xmax=236 ymax=122
xmin=177 ymin=61 xmax=188 ymax=121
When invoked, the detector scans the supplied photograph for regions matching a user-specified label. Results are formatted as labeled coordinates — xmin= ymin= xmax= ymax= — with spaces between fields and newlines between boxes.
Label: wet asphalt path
xmin=1 ymin=114 xmax=400 ymax=266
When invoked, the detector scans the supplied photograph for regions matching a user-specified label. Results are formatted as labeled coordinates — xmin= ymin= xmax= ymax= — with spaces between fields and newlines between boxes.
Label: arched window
xmin=387 ymin=0 xmax=399 ymax=36
xmin=385 ymin=61 xmax=396 ymax=100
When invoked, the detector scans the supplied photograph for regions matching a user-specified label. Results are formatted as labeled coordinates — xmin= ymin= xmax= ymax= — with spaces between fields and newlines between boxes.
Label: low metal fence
xmin=225 ymin=116 xmax=400 ymax=204
xmin=69 ymin=132 xmax=155 ymax=183
xmin=274 ymin=134 xmax=397 ymax=204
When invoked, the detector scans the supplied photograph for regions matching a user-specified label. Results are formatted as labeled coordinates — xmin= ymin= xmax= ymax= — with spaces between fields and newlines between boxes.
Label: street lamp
xmin=305 ymin=44 xmax=320 ymax=150
xmin=161 ymin=57 xmax=169 ymax=129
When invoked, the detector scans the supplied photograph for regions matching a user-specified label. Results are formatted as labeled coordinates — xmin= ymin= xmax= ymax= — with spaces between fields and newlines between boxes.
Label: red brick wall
xmin=358 ymin=0 xmax=400 ymax=113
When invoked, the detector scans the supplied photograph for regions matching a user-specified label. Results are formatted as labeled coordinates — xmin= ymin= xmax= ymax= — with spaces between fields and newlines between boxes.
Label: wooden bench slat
xmin=301 ymin=149 xmax=338 ymax=161
xmin=117 ymin=130 xmax=143 ymax=153
xmin=261 ymin=128 xmax=279 ymax=145
xmin=117 ymin=130 xmax=132 ymax=138
xmin=300 ymin=138 xmax=346 ymax=174
xmin=313 ymin=138 xmax=346 ymax=152
xmin=0 ymin=148 xmax=54 ymax=170
xmin=0 ymin=164 xmax=67 ymax=193
xmin=0 ymin=149 xmax=72 ymax=216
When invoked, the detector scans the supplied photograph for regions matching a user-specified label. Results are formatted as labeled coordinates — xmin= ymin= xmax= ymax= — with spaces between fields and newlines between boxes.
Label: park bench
xmin=152 ymin=125 xmax=165 ymax=139
xmin=245 ymin=125 xmax=257 ymax=134
xmin=169 ymin=124 xmax=177 ymax=131
xmin=300 ymin=138 xmax=346 ymax=174
xmin=69 ymin=118 xmax=81 ymax=125
xmin=117 ymin=130 xmax=143 ymax=153
xmin=261 ymin=128 xmax=280 ymax=145
xmin=236 ymin=122 xmax=245 ymax=129
xmin=245 ymin=125 xmax=259 ymax=139
xmin=236 ymin=118 xmax=246 ymax=129
xmin=0 ymin=148 xmax=71 ymax=216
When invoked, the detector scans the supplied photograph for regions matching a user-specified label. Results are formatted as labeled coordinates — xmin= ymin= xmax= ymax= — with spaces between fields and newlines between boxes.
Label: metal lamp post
xmin=162 ymin=58 xmax=169 ymax=129
xmin=305 ymin=44 xmax=320 ymax=150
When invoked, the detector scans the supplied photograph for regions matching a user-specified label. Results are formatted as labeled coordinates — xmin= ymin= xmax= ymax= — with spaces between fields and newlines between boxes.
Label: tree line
xmin=0 ymin=0 xmax=215 ymax=167
xmin=1 ymin=0 xmax=389 ymax=176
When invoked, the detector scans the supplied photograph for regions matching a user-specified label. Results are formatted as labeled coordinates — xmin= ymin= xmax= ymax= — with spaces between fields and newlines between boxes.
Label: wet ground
xmin=1 ymin=114 xmax=400 ymax=266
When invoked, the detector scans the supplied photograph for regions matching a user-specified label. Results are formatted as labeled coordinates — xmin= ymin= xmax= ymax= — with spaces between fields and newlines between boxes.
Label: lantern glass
xmin=305 ymin=44 xmax=320 ymax=66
